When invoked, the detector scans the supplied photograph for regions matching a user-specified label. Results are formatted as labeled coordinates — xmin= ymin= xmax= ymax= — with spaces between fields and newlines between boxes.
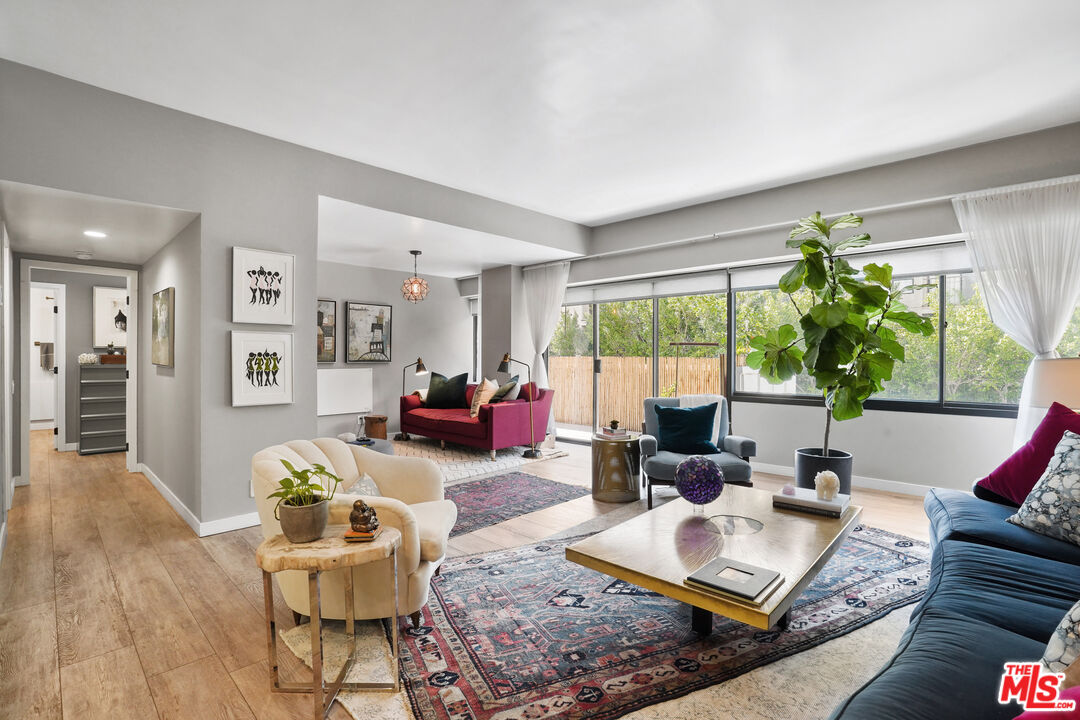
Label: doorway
xmin=28 ymin=282 xmax=66 ymax=447
xmin=18 ymin=259 xmax=139 ymax=482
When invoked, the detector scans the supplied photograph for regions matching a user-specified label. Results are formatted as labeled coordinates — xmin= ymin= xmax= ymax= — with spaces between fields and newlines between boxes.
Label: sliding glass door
xmin=597 ymin=299 xmax=653 ymax=434
xmin=548 ymin=304 xmax=594 ymax=441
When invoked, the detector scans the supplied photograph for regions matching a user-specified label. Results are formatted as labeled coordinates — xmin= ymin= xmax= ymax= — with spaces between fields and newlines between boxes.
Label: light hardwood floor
xmin=0 ymin=430 xmax=930 ymax=719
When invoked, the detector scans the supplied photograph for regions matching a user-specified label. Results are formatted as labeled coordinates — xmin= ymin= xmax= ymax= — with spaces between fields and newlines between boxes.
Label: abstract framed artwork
xmin=317 ymin=299 xmax=336 ymax=363
xmin=152 ymin=287 xmax=175 ymax=367
xmin=232 ymin=247 xmax=295 ymax=325
xmin=345 ymin=302 xmax=392 ymax=363
xmin=231 ymin=331 xmax=294 ymax=406
xmin=92 ymin=286 xmax=128 ymax=348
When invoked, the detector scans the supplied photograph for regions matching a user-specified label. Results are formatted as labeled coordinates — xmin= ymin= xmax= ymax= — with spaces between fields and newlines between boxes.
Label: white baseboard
xmin=199 ymin=512 xmax=260 ymax=537
xmin=30 ymin=420 xmax=54 ymax=431
xmin=57 ymin=442 xmax=77 ymax=452
xmin=139 ymin=463 xmax=201 ymax=536
xmin=138 ymin=463 xmax=261 ymax=538
xmin=12 ymin=475 xmax=27 ymax=488
xmin=751 ymin=461 xmax=931 ymax=498
xmin=0 ymin=520 xmax=7 ymax=566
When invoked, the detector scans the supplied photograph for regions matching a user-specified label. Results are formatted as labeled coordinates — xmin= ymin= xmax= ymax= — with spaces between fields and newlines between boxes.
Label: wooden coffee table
xmin=565 ymin=485 xmax=862 ymax=633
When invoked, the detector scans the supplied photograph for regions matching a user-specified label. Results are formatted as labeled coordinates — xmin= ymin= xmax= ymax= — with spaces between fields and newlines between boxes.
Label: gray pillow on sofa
xmin=1007 ymin=430 xmax=1080 ymax=548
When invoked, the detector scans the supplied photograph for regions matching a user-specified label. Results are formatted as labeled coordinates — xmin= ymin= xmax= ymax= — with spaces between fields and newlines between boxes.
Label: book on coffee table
xmin=685 ymin=557 xmax=782 ymax=604
xmin=772 ymin=487 xmax=850 ymax=518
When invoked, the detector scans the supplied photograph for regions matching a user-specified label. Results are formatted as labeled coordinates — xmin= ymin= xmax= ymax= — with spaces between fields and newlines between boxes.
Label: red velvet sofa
xmin=399 ymin=382 xmax=554 ymax=459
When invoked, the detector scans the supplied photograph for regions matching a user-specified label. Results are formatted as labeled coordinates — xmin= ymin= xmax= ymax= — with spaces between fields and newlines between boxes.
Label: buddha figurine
xmin=349 ymin=499 xmax=380 ymax=534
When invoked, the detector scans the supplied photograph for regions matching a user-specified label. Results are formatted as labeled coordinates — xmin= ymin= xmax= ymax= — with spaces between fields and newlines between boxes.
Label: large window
xmin=551 ymin=251 xmax=1080 ymax=425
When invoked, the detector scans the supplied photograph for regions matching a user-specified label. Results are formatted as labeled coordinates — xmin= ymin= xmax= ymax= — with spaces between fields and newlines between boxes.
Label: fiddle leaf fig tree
xmin=746 ymin=212 xmax=934 ymax=454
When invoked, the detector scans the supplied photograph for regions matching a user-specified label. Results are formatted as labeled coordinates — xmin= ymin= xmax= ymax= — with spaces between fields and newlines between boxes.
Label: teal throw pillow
xmin=655 ymin=403 xmax=719 ymax=455
xmin=426 ymin=372 xmax=469 ymax=409
xmin=491 ymin=375 xmax=519 ymax=403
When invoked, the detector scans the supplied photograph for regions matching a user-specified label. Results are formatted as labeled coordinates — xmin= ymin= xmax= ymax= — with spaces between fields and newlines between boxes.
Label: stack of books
xmin=599 ymin=426 xmax=630 ymax=440
xmin=685 ymin=557 xmax=783 ymax=604
xmin=344 ymin=527 xmax=382 ymax=543
xmin=772 ymin=487 xmax=851 ymax=518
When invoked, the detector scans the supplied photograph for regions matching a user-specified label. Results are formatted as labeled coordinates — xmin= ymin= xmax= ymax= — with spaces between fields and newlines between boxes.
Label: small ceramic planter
xmin=278 ymin=499 xmax=329 ymax=543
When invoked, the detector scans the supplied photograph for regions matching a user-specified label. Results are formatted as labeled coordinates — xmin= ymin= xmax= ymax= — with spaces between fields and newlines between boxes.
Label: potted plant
xmin=268 ymin=459 xmax=344 ymax=543
xmin=746 ymin=212 xmax=934 ymax=493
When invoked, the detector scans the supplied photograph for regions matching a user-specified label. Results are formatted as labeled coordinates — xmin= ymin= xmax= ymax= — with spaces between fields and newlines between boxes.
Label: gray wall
xmin=138 ymin=218 xmax=201 ymax=514
xmin=29 ymin=268 xmax=126 ymax=446
xmin=479 ymin=265 xmax=534 ymax=386
xmin=314 ymin=261 xmax=472 ymax=438
xmin=1 ymin=223 xmax=10 ymax=536
xmin=0 ymin=59 xmax=586 ymax=523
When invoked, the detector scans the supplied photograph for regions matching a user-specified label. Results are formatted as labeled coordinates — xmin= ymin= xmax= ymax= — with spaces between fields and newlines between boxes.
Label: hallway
xmin=0 ymin=430 xmax=337 ymax=719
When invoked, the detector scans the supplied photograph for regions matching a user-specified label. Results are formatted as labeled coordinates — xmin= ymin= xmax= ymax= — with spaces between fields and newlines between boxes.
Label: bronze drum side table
xmin=591 ymin=433 xmax=641 ymax=502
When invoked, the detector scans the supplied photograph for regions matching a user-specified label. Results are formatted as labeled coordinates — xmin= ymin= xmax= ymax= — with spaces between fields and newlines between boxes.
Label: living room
xmin=1 ymin=3 xmax=1079 ymax=720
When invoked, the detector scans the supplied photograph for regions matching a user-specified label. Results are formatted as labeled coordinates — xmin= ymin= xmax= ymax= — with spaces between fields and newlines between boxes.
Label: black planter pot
xmin=794 ymin=448 xmax=853 ymax=495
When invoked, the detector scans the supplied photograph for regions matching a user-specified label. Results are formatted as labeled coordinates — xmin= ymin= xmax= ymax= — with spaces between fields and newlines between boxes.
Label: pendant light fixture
xmin=402 ymin=249 xmax=429 ymax=304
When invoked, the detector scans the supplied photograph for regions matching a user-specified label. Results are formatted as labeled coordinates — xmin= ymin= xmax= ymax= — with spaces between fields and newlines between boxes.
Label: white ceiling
xmin=0 ymin=181 xmax=198 ymax=265
xmin=2 ymin=2 xmax=1080 ymax=225
xmin=318 ymin=196 xmax=578 ymax=277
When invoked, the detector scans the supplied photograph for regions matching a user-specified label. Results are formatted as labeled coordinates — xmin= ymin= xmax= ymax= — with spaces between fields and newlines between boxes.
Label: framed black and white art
xmin=346 ymin=302 xmax=392 ymax=363
xmin=93 ymin=286 xmax=128 ymax=348
xmin=231 ymin=331 xmax=294 ymax=406
xmin=232 ymin=247 xmax=295 ymax=325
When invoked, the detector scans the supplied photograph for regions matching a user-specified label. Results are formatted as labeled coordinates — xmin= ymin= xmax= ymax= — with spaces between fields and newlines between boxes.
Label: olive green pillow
xmin=426 ymin=372 xmax=469 ymax=409
xmin=491 ymin=375 xmax=519 ymax=403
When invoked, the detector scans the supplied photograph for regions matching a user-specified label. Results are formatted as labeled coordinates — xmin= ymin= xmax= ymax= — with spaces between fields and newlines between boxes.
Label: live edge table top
xmin=255 ymin=526 xmax=401 ymax=573
xmin=565 ymin=486 xmax=862 ymax=630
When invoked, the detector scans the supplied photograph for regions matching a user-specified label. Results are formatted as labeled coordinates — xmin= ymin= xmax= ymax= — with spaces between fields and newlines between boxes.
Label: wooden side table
xmin=364 ymin=414 xmax=389 ymax=440
xmin=255 ymin=525 xmax=402 ymax=719
xmin=591 ymin=433 xmax=641 ymax=502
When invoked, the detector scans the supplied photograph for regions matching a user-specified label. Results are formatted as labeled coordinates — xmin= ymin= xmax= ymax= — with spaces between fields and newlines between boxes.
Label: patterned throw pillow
xmin=1043 ymin=599 xmax=1080 ymax=674
xmin=469 ymin=378 xmax=500 ymax=417
xmin=1007 ymin=430 xmax=1080 ymax=547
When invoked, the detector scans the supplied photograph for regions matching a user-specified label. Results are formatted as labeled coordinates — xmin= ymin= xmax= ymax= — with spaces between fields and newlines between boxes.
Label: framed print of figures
xmin=317 ymin=299 xmax=336 ymax=363
xmin=93 ymin=286 xmax=128 ymax=348
xmin=152 ymin=287 xmax=175 ymax=367
xmin=231 ymin=331 xmax=294 ymax=406
xmin=346 ymin=302 xmax=392 ymax=363
xmin=232 ymin=247 xmax=295 ymax=325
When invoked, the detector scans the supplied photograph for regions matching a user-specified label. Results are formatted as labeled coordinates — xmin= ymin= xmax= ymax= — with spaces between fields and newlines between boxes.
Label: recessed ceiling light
xmin=83 ymin=230 xmax=107 ymax=238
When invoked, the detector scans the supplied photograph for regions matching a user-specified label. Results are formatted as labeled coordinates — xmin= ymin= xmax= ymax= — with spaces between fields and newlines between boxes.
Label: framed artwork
xmin=317 ymin=299 xmax=336 ymax=363
xmin=93 ymin=286 xmax=128 ymax=348
xmin=231 ymin=331 xmax=294 ymax=406
xmin=152 ymin=287 xmax=175 ymax=367
xmin=232 ymin=247 xmax=295 ymax=325
xmin=346 ymin=302 xmax=392 ymax=363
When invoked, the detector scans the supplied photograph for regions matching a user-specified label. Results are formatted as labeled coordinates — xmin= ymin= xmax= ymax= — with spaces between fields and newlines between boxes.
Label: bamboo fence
xmin=548 ymin=355 xmax=727 ymax=429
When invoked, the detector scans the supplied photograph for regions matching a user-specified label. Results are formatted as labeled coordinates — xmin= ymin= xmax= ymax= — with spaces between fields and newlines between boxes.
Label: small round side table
xmin=255 ymin=525 xmax=402 ymax=719
xmin=591 ymin=432 xmax=641 ymax=502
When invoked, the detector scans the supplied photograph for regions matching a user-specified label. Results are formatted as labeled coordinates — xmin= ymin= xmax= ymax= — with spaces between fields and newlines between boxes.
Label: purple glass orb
xmin=674 ymin=456 xmax=725 ymax=505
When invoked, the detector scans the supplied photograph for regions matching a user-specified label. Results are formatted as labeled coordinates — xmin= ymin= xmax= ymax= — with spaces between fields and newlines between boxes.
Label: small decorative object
xmin=674 ymin=455 xmax=725 ymax=509
xmin=232 ymin=246 xmax=295 ymax=325
xmin=152 ymin=287 xmax=175 ymax=367
xmin=345 ymin=499 xmax=383 ymax=542
xmin=231 ymin=331 xmax=294 ymax=406
xmin=78 ymin=352 xmax=100 ymax=365
xmin=317 ymin=299 xmax=336 ymax=363
xmin=782 ymin=483 xmax=796 ymax=496
xmin=269 ymin=459 xmax=343 ymax=543
xmin=609 ymin=420 xmax=620 ymax=431
xmin=346 ymin=301 xmax=392 ymax=363
xmin=401 ymin=249 xmax=429 ymax=304
xmin=93 ymin=286 xmax=128 ymax=347
xmin=337 ymin=432 xmax=358 ymax=443
xmin=815 ymin=470 xmax=840 ymax=501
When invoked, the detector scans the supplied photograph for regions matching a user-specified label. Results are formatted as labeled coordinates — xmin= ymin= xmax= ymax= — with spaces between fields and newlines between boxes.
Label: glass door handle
xmin=594 ymin=358 xmax=602 ymax=373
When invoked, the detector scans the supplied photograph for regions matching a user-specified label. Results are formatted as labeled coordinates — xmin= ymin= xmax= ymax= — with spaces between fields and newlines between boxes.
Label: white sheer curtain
xmin=952 ymin=175 xmax=1080 ymax=448
xmin=522 ymin=262 xmax=570 ymax=432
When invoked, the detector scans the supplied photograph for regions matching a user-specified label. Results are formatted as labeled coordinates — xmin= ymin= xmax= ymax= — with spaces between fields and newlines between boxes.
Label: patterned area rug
xmin=399 ymin=524 xmax=929 ymax=720
xmin=281 ymin=525 xmax=929 ymax=720
xmin=446 ymin=472 xmax=590 ymax=537
xmin=393 ymin=436 xmax=568 ymax=483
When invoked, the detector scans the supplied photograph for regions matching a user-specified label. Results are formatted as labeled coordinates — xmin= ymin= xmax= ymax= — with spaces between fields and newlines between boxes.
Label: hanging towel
xmin=39 ymin=342 xmax=54 ymax=371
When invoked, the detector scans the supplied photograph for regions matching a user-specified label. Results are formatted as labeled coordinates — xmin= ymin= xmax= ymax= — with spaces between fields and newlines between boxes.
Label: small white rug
xmin=280 ymin=610 xmax=909 ymax=720
xmin=391 ymin=436 xmax=567 ymax=484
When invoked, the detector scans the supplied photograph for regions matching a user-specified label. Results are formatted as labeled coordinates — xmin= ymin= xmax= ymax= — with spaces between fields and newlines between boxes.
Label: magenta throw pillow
xmin=978 ymin=403 xmax=1080 ymax=506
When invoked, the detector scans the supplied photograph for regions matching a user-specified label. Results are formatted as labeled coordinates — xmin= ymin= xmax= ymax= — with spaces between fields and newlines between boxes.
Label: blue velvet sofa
xmin=830 ymin=488 xmax=1080 ymax=720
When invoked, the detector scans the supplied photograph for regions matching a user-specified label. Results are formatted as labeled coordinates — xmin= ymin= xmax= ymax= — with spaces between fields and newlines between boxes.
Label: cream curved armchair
xmin=252 ymin=438 xmax=457 ymax=627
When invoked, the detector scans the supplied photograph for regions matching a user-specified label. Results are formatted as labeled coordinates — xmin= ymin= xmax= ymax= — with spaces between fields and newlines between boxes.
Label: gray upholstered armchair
xmin=639 ymin=395 xmax=756 ymax=508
